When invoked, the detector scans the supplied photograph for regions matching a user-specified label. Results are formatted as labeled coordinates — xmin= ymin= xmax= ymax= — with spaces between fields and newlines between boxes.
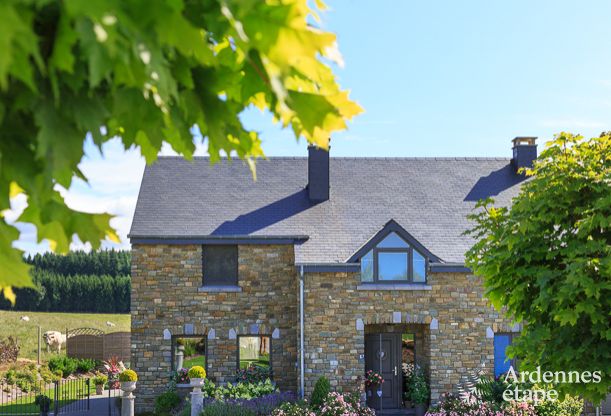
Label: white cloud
xmin=6 ymin=136 xmax=208 ymax=255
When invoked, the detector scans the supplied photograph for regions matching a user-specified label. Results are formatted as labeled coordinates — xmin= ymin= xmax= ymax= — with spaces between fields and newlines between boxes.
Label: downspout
xmin=299 ymin=265 xmax=305 ymax=399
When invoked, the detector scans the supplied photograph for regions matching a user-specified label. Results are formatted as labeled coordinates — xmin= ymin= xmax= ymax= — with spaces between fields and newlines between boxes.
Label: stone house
xmin=129 ymin=137 xmax=538 ymax=412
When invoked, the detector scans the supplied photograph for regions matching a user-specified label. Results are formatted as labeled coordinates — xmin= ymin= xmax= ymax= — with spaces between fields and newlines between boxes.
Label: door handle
xmin=394 ymin=366 xmax=397 ymax=376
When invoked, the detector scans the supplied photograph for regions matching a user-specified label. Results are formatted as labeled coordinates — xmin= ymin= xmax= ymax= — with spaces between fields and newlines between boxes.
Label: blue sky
xmin=9 ymin=0 xmax=611 ymax=254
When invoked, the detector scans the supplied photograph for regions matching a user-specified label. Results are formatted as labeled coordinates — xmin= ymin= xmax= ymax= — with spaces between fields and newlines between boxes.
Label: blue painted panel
xmin=494 ymin=334 xmax=511 ymax=377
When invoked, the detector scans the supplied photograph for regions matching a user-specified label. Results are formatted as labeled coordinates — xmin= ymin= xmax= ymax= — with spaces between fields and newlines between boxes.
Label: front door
xmin=365 ymin=333 xmax=402 ymax=410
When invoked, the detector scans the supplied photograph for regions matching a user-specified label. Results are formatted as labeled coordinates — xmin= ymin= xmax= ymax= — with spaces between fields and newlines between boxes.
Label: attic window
xmin=360 ymin=232 xmax=427 ymax=283
xmin=202 ymin=245 xmax=238 ymax=286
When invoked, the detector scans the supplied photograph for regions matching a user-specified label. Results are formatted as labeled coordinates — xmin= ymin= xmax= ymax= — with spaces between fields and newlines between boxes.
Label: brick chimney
xmin=511 ymin=137 xmax=537 ymax=173
xmin=307 ymin=145 xmax=330 ymax=202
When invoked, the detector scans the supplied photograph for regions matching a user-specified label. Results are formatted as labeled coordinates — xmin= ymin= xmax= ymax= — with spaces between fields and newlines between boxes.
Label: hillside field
xmin=0 ymin=310 xmax=130 ymax=362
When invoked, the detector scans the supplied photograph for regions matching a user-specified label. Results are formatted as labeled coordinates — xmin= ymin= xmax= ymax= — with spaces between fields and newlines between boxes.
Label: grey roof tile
xmin=130 ymin=156 xmax=525 ymax=264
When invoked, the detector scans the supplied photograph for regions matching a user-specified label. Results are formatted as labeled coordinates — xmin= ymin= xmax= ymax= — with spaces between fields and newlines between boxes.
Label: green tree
xmin=465 ymin=133 xmax=611 ymax=402
xmin=0 ymin=0 xmax=361 ymax=301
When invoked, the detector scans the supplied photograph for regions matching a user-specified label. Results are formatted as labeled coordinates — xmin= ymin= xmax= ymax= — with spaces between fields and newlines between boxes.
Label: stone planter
xmin=95 ymin=384 xmax=104 ymax=395
xmin=190 ymin=378 xmax=205 ymax=389
xmin=415 ymin=403 xmax=427 ymax=416
xmin=120 ymin=381 xmax=137 ymax=394
xmin=176 ymin=383 xmax=192 ymax=401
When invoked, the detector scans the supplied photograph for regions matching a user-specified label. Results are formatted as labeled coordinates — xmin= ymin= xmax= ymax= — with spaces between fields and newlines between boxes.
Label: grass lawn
xmin=0 ymin=380 xmax=96 ymax=414
xmin=0 ymin=310 xmax=130 ymax=362
xmin=183 ymin=355 xmax=206 ymax=369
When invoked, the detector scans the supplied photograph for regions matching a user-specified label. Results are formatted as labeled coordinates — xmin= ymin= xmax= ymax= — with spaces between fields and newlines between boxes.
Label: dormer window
xmin=360 ymin=232 xmax=427 ymax=283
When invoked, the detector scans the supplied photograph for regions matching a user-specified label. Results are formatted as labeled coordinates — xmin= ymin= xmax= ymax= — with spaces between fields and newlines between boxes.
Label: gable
xmin=347 ymin=220 xmax=441 ymax=263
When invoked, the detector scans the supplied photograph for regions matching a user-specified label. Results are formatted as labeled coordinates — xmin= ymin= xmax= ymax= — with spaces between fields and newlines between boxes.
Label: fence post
xmin=54 ymin=380 xmax=59 ymax=416
xmin=38 ymin=326 xmax=41 ymax=365
xmin=87 ymin=378 xmax=91 ymax=410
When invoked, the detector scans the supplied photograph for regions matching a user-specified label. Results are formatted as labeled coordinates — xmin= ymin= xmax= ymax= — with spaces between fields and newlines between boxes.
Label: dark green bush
xmin=310 ymin=376 xmax=330 ymax=409
xmin=76 ymin=359 xmax=97 ymax=373
xmin=154 ymin=390 xmax=181 ymax=415
xmin=48 ymin=356 xmax=78 ymax=377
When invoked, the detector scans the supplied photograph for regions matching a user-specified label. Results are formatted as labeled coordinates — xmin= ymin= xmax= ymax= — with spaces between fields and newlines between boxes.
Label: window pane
xmin=239 ymin=336 xmax=271 ymax=370
xmin=203 ymin=245 xmax=238 ymax=286
xmin=172 ymin=336 xmax=206 ymax=374
xmin=378 ymin=252 xmax=408 ymax=280
xmin=494 ymin=334 xmax=512 ymax=377
xmin=361 ymin=251 xmax=374 ymax=282
xmin=413 ymin=250 xmax=426 ymax=282
xmin=377 ymin=232 xmax=409 ymax=248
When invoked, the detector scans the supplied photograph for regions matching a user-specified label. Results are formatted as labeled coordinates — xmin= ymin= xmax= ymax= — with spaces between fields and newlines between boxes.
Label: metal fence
xmin=0 ymin=378 xmax=91 ymax=415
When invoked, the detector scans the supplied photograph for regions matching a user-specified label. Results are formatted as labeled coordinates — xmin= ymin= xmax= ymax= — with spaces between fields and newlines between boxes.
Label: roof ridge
xmin=156 ymin=156 xmax=511 ymax=161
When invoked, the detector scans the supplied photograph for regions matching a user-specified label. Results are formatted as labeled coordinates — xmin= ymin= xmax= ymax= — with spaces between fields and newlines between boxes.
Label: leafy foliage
xmin=310 ymin=376 xmax=330 ymax=409
xmin=154 ymin=390 xmax=181 ymax=416
xmin=235 ymin=364 xmax=272 ymax=383
xmin=465 ymin=133 xmax=611 ymax=402
xmin=47 ymin=355 xmax=78 ymax=377
xmin=0 ymin=0 xmax=361 ymax=300
xmin=203 ymin=379 xmax=277 ymax=400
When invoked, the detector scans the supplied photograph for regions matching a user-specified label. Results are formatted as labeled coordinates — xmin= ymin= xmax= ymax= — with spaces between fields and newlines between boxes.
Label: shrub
xmin=183 ymin=340 xmax=196 ymax=357
xmin=205 ymin=379 xmax=277 ymax=400
xmin=411 ymin=372 xmax=429 ymax=405
xmin=201 ymin=401 xmax=255 ymax=416
xmin=93 ymin=373 xmax=108 ymax=386
xmin=48 ymin=356 xmax=78 ymax=377
xmin=77 ymin=358 xmax=97 ymax=373
xmin=118 ymin=369 xmax=137 ymax=382
xmin=188 ymin=366 xmax=206 ymax=379
xmin=318 ymin=392 xmax=375 ymax=416
xmin=534 ymin=393 xmax=583 ymax=416
xmin=235 ymin=365 xmax=272 ymax=383
xmin=174 ymin=368 xmax=190 ymax=384
xmin=310 ymin=376 xmax=330 ymax=409
xmin=34 ymin=394 xmax=52 ymax=411
xmin=4 ymin=369 xmax=17 ymax=384
xmin=0 ymin=337 xmax=19 ymax=364
xmin=154 ymin=390 xmax=181 ymax=415
xmin=271 ymin=401 xmax=315 ymax=416
xmin=38 ymin=366 xmax=57 ymax=383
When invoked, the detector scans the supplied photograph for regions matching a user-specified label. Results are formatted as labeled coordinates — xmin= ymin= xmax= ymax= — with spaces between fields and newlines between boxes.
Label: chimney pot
xmin=307 ymin=145 xmax=330 ymax=202
xmin=512 ymin=136 xmax=537 ymax=173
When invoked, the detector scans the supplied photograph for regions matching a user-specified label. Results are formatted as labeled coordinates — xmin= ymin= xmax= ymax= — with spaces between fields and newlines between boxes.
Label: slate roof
xmin=129 ymin=156 xmax=527 ymax=264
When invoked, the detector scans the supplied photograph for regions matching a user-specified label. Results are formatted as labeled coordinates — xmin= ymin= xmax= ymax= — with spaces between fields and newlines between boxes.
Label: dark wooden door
xmin=365 ymin=333 xmax=402 ymax=410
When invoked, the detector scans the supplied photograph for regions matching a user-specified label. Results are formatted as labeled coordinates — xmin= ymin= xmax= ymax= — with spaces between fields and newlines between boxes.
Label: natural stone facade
xmin=132 ymin=243 xmax=515 ymax=411
xmin=131 ymin=244 xmax=299 ymax=411
xmin=302 ymin=270 xmax=515 ymax=402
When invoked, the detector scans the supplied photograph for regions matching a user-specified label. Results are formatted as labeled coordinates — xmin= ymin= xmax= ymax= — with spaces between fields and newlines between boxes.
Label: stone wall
xmin=131 ymin=244 xmax=299 ymax=411
xmin=302 ymin=271 xmax=516 ymax=402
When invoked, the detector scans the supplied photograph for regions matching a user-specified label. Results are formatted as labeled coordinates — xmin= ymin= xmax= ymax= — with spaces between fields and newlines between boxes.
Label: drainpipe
xmin=299 ymin=265 xmax=305 ymax=399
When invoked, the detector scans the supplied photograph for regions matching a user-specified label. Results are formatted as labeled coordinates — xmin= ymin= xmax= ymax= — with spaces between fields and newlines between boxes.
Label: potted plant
xmin=173 ymin=368 xmax=191 ymax=400
xmin=410 ymin=371 xmax=429 ymax=416
xmin=187 ymin=366 xmax=206 ymax=387
xmin=364 ymin=370 xmax=384 ymax=398
xmin=34 ymin=394 xmax=52 ymax=416
xmin=118 ymin=369 xmax=138 ymax=393
xmin=93 ymin=373 xmax=108 ymax=395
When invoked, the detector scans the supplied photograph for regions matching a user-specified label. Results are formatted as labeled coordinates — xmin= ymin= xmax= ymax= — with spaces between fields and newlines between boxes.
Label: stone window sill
xmin=356 ymin=283 xmax=432 ymax=291
xmin=198 ymin=285 xmax=242 ymax=293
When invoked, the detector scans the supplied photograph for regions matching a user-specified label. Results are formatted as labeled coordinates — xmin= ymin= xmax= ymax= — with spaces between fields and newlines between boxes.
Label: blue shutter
xmin=494 ymin=334 xmax=511 ymax=377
